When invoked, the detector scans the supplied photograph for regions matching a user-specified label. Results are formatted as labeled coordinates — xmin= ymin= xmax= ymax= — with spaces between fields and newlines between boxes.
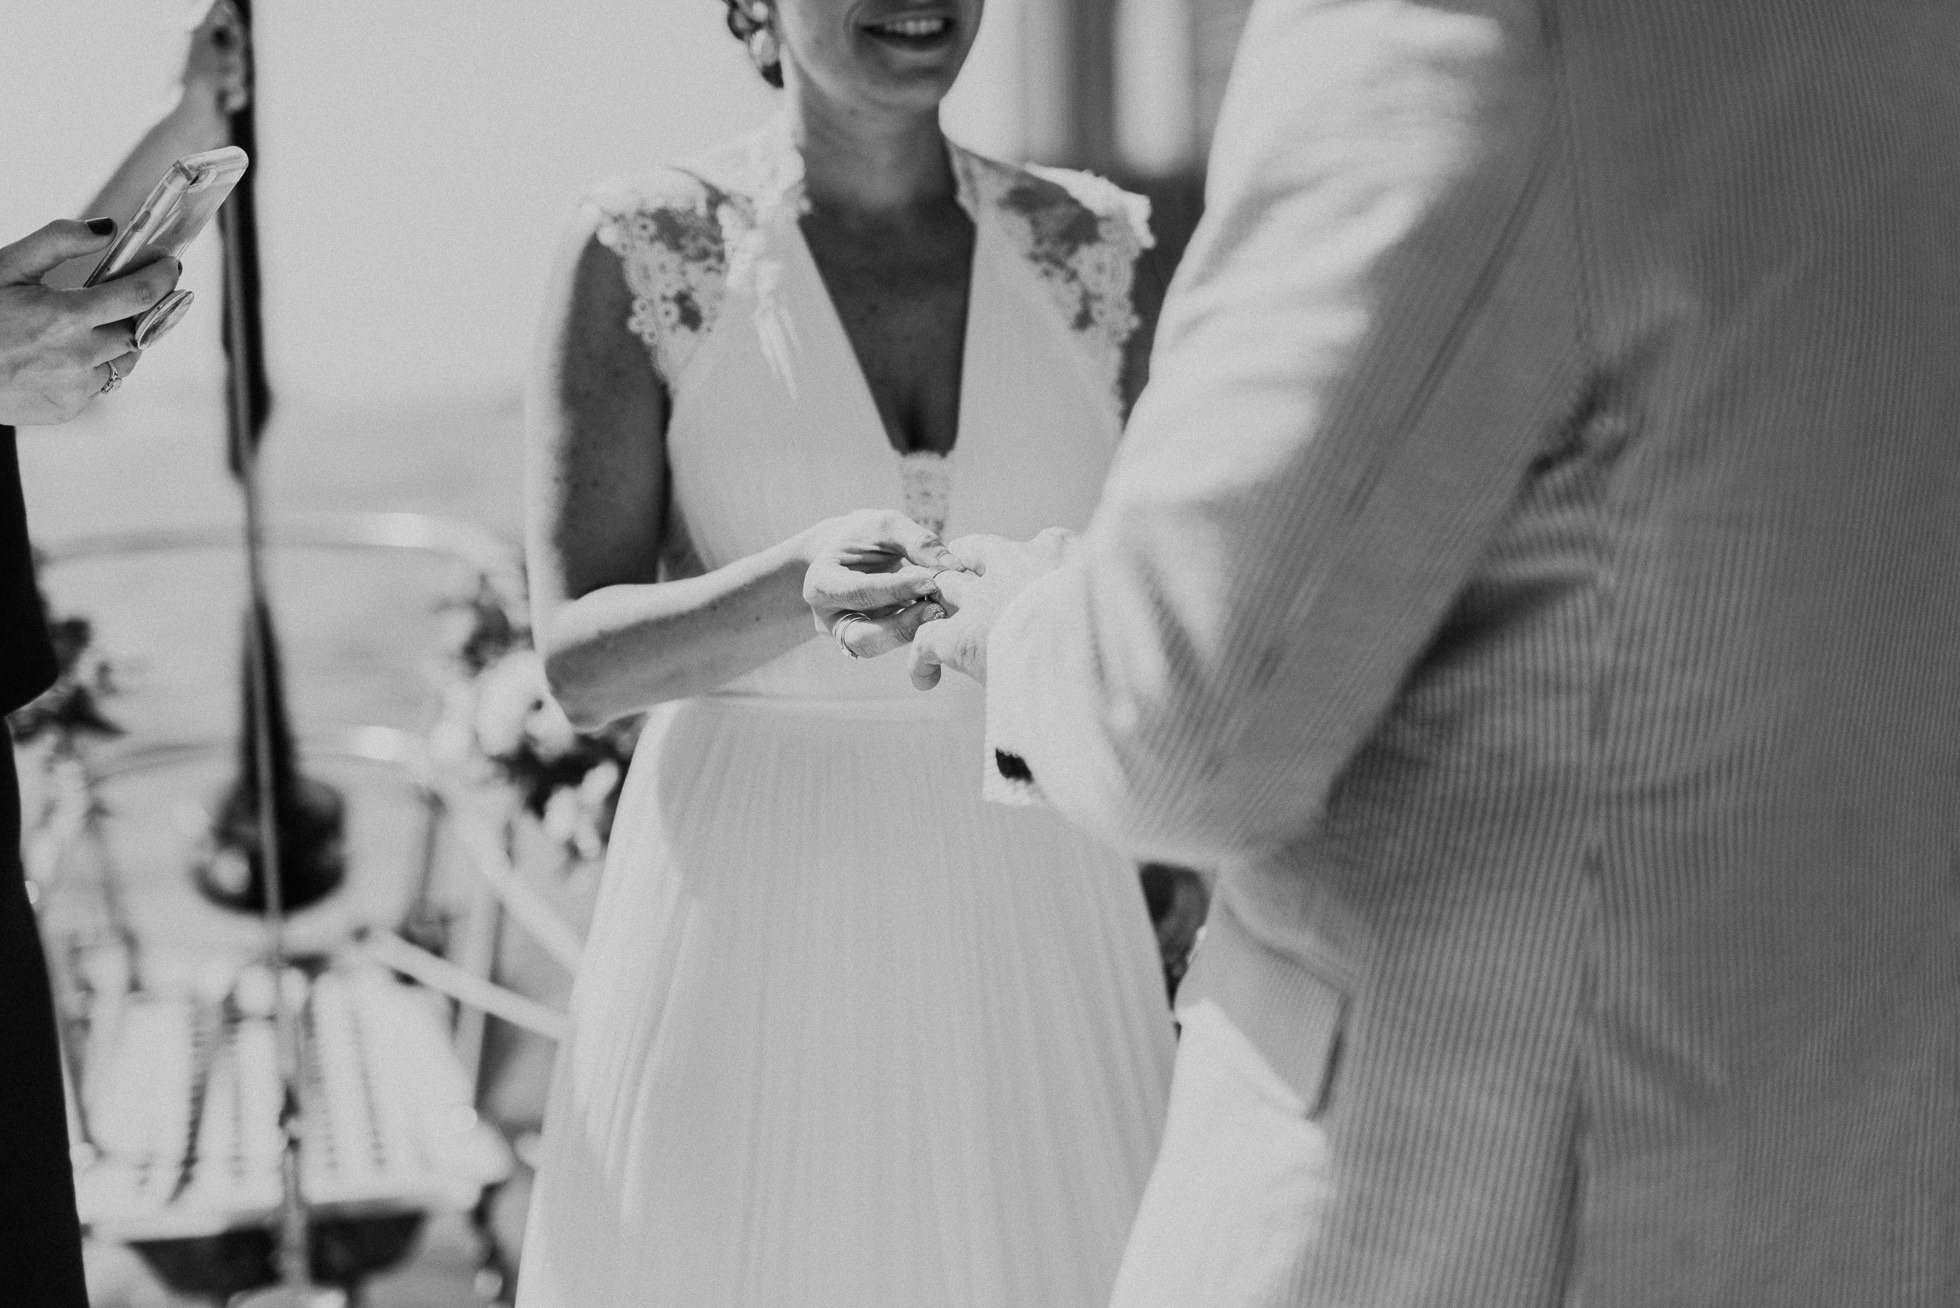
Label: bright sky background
xmin=4 ymin=1 xmax=771 ymax=411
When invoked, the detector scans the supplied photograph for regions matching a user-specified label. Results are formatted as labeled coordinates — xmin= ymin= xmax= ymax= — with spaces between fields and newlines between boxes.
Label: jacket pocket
xmin=1175 ymin=896 xmax=1349 ymax=1117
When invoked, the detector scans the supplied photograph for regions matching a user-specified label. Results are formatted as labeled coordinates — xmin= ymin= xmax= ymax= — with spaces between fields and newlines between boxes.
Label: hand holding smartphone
xmin=81 ymin=146 xmax=249 ymax=349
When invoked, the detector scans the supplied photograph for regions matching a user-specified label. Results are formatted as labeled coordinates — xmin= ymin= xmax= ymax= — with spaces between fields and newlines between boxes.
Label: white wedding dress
xmin=515 ymin=120 xmax=1174 ymax=1308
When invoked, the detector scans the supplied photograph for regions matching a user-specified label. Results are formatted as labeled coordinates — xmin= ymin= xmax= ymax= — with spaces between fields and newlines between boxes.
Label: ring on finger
xmin=98 ymin=360 xmax=123 ymax=395
xmin=830 ymin=610 xmax=871 ymax=659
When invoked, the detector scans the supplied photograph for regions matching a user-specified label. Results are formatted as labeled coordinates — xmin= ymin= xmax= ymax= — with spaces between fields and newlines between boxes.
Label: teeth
xmin=870 ymin=16 xmax=948 ymax=37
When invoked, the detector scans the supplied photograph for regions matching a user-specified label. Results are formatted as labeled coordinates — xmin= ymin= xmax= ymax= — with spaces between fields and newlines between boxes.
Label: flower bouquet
xmin=428 ymin=573 xmax=639 ymax=868
xmin=7 ymin=575 xmax=123 ymax=753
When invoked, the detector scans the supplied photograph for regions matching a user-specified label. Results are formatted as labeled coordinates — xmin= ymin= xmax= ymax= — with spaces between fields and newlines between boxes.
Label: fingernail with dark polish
xmin=86 ymin=217 xmax=115 ymax=235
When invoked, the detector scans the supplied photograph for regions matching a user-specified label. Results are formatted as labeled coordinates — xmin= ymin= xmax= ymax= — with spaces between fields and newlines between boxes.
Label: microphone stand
xmin=214 ymin=5 xmax=345 ymax=1303
xmin=221 ymin=204 xmax=345 ymax=1308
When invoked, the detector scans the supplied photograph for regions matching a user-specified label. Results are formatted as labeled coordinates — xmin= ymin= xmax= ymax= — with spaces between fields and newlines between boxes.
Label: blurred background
xmin=3 ymin=1 xmax=1252 ymax=1303
xmin=3 ymin=0 xmax=1255 ymax=459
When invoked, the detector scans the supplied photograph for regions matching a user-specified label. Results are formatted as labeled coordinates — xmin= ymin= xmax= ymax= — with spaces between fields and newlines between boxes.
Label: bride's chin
xmin=866 ymin=62 xmax=964 ymax=106
xmin=842 ymin=35 xmax=968 ymax=94
xmin=785 ymin=44 xmax=968 ymax=117
xmin=805 ymin=74 xmax=961 ymax=118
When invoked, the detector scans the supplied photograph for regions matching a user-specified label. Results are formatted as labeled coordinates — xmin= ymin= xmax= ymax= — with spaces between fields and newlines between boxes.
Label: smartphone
xmin=85 ymin=145 xmax=250 ymax=349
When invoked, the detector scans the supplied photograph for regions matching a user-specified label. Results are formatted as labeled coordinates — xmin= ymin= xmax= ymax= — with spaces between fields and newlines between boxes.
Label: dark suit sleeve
xmin=1 ymin=425 xmax=58 ymax=716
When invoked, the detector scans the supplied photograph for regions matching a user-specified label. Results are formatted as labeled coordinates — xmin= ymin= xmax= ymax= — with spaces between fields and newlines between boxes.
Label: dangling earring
xmin=746 ymin=5 xmax=780 ymax=78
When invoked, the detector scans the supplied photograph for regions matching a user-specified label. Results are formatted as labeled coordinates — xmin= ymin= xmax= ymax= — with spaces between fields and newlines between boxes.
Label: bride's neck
xmin=785 ymin=88 xmax=954 ymax=217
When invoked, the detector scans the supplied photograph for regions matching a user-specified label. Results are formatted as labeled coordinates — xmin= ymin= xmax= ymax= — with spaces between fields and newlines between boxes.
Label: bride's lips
xmin=857 ymin=8 xmax=958 ymax=53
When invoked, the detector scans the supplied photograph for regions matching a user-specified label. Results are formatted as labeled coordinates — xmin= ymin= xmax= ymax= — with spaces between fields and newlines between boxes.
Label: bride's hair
xmin=722 ymin=1 xmax=785 ymax=89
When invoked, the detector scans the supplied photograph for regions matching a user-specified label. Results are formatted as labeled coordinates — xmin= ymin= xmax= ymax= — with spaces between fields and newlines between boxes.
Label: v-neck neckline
xmin=767 ymin=128 xmax=984 ymax=465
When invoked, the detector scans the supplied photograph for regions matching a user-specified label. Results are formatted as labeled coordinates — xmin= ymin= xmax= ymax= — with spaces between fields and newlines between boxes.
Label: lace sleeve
xmin=582 ymin=172 xmax=736 ymax=388
xmin=983 ymin=159 xmax=1156 ymax=415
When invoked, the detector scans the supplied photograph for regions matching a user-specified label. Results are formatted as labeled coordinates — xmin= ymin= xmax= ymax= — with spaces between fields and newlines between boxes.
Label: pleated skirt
xmin=516 ymin=694 xmax=1174 ymax=1307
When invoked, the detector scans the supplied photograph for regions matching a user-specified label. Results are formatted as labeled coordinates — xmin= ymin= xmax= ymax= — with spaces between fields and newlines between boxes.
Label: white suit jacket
xmin=984 ymin=0 xmax=1960 ymax=1303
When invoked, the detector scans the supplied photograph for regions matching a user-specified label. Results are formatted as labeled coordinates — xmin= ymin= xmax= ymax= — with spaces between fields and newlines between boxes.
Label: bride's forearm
xmin=82 ymin=91 xmax=231 ymax=229
xmin=538 ymin=536 xmax=815 ymax=727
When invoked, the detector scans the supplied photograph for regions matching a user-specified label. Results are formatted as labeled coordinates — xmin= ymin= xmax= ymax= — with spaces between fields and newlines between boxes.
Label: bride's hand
xmin=800 ymin=509 xmax=968 ymax=659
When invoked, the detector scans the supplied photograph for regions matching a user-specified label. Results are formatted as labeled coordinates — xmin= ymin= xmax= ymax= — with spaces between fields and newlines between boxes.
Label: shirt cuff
xmin=979 ymin=566 xmax=1072 ymax=808
xmin=982 ymin=746 xmax=1045 ymax=806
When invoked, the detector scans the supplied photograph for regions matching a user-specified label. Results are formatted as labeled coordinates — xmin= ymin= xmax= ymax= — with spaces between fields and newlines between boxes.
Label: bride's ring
xmin=830 ymin=610 xmax=870 ymax=659
xmin=98 ymin=360 xmax=123 ymax=395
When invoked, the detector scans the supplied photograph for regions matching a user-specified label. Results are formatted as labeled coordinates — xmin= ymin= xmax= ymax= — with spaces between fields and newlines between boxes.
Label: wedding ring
xmin=98 ymin=360 xmax=123 ymax=395
xmin=830 ymin=610 xmax=870 ymax=659
xmin=919 ymin=602 xmax=948 ymax=623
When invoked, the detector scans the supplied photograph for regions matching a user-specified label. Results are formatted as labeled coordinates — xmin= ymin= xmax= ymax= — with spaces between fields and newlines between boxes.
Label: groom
xmin=819 ymin=0 xmax=1960 ymax=1302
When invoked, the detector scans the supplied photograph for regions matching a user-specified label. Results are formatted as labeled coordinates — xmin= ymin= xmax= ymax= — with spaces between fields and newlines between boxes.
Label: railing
xmin=25 ymin=511 xmax=573 ymax=1304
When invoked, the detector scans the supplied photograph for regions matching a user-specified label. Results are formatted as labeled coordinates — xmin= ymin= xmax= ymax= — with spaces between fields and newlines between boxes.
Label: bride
xmin=514 ymin=1 xmax=1173 ymax=1303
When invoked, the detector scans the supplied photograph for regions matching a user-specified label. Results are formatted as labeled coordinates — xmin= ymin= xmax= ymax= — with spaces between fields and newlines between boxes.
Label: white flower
xmin=473 ymin=650 xmax=549 ymax=759
xmin=523 ymin=692 xmax=580 ymax=759
xmin=577 ymin=759 xmax=621 ymax=805
xmin=540 ymin=786 xmax=582 ymax=845
xmin=428 ymin=682 xmax=486 ymax=773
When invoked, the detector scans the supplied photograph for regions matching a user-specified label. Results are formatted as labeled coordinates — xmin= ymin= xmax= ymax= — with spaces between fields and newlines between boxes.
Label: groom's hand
xmin=911 ymin=529 xmax=1073 ymax=689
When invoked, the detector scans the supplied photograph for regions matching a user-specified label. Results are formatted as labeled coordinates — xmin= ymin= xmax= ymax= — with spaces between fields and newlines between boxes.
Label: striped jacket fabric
xmin=982 ymin=0 xmax=1960 ymax=1303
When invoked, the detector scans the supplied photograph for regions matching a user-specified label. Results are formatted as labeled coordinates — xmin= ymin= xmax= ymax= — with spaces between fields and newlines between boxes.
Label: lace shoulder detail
xmin=957 ymin=152 xmax=1155 ymax=408
xmin=583 ymin=169 xmax=746 ymax=387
